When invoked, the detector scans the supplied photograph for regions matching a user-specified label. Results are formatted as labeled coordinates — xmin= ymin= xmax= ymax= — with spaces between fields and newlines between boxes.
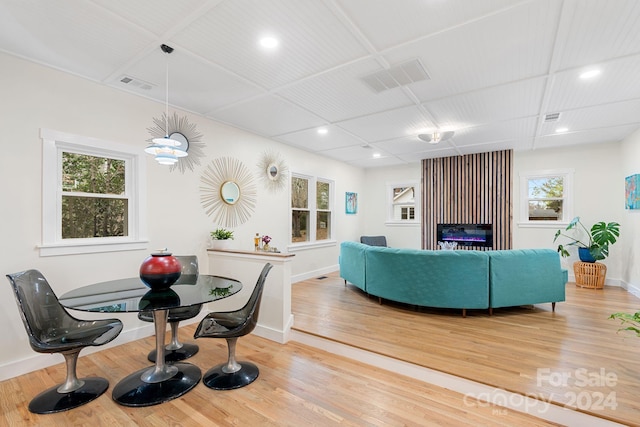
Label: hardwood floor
xmin=292 ymin=272 xmax=640 ymax=426
xmin=1 ymin=271 xmax=638 ymax=426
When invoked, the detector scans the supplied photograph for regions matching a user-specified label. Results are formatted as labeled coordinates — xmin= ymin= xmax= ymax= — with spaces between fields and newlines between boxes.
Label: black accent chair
xmin=194 ymin=263 xmax=273 ymax=390
xmin=6 ymin=269 xmax=123 ymax=414
xmin=360 ymin=235 xmax=388 ymax=246
xmin=138 ymin=255 xmax=202 ymax=363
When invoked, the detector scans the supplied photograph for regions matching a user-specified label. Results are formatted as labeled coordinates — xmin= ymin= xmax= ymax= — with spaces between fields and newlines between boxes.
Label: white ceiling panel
xmin=1 ymin=1 xmax=639 ymax=168
xmin=372 ymin=136 xmax=435 ymax=156
xmin=540 ymin=99 xmax=640 ymax=136
xmin=172 ymin=0 xmax=369 ymax=90
xmin=334 ymin=0 xmax=519 ymax=51
xmin=337 ymin=105 xmax=435 ymax=142
xmin=90 ymin=0 xmax=217 ymax=36
xmin=117 ymin=48 xmax=265 ymax=114
xmin=278 ymin=58 xmax=414 ymax=122
xmin=535 ymin=124 xmax=639 ymax=150
xmin=397 ymin=146 xmax=462 ymax=162
xmin=348 ymin=156 xmax=408 ymax=168
xmin=384 ymin=0 xmax=560 ymax=101
xmin=450 ymin=117 xmax=538 ymax=147
xmin=424 ymin=78 xmax=547 ymax=128
xmin=0 ymin=0 xmax=154 ymax=81
xmin=318 ymin=144 xmax=393 ymax=163
xmin=208 ymin=95 xmax=325 ymax=137
xmin=546 ymin=54 xmax=640 ymax=113
xmin=276 ymin=126 xmax=365 ymax=152
xmin=555 ymin=0 xmax=640 ymax=70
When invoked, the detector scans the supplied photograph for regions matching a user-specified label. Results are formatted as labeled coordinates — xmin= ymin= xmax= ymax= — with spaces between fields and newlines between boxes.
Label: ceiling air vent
xmin=118 ymin=75 xmax=155 ymax=91
xmin=544 ymin=112 xmax=561 ymax=122
xmin=361 ymin=59 xmax=430 ymax=93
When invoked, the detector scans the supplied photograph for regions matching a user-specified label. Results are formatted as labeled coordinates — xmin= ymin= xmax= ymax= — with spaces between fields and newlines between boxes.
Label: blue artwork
xmin=346 ymin=192 xmax=357 ymax=214
xmin=625 ymin=174 xmax=640 ymax=209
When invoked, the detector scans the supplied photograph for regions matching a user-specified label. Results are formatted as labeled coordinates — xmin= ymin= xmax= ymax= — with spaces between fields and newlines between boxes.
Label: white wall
xmin=362 ymin=163 xmax=422 ymax=249
xmin=513 ymin=143 xmax=624 ymax=283
xmin=620 ymin=128 xmax=640 ymax=297
xmin=0 ymin=53 xmax=364 ymax=378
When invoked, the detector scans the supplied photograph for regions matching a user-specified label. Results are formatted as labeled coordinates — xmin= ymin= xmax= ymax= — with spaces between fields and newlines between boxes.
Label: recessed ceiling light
xmin=555 ymin=127 xmax=569 ymax=133
xmin=259 ymin=36 xmax=279 ymax=49
xmin=373 ymin=152 xmax=381 ymax=158
xmin=579 ymin=69 xmax=601 ymax=79
xmin=317 ymin=128 xmax=328 ymax=135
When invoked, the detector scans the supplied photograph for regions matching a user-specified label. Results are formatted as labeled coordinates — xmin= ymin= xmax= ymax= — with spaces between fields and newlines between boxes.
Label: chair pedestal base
xmin=112 ymin=362 xmax=201 ymax=407
xmin=147 ymin=343 xmax=199 ymax=363
xmin=202 ymin=361 xmax=259 ymax=390
xmin=28 ymin=377 xmax=108 ymax=414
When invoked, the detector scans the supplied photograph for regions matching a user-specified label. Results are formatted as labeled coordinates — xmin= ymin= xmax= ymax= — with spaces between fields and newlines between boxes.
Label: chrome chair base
xmin=202 ymin=361 xmax=259 ymax=390
xmin=147 ymin=343 xmax=199 ymax=363
xmin=28 ymin=377 xmax=108 ymax=414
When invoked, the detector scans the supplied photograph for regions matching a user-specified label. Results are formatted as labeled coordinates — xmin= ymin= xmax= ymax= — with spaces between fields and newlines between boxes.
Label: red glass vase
xmin=139 ymin=252 xmax=182 ymax=290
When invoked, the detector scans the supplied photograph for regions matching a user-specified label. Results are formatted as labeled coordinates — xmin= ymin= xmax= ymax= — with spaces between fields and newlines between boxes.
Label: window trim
xmin=385 ymin=180 xmax=420 ymax=226
xmin=518 ymin=168 xmax=574 ymax=228
xmin=288 ymin=173 xmax=336 ymax=249
xmin=40 ymin=128 xmax=148 ymax=256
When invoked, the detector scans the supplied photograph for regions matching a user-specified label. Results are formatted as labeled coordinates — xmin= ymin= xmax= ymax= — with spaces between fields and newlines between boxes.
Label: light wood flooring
xmin=292 ymin=272 xmax=640 ymax=426
xmin=0 ymin=272 xmax=638 ymax=426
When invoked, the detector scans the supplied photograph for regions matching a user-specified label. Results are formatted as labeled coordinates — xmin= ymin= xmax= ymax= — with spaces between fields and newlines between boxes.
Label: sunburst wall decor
xmin=257 ymin=150 xmax=289 ymax=192
xmin=200 ymin=157 xmax=257 ymax=227
xmin=147 ymin=112 xmax=205 ymax=173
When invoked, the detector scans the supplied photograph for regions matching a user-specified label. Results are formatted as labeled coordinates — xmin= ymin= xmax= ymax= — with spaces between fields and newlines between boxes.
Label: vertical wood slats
xmin=421 ymin=150 xmax=513 ymax=250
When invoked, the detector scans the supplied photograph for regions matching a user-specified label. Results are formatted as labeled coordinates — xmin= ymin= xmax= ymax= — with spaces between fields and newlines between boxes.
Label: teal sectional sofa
xmin=339 ymin=241 xmax=567 ymax=316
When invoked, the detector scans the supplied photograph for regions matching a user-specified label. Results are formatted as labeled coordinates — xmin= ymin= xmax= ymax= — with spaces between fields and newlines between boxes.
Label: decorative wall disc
xmin=200 ymin=157 xmax=257 ymax=227
xmin=147 ymin=112 xmax=205 ymax=173
xmin=257 ymin=150 xmax=289 ymax=192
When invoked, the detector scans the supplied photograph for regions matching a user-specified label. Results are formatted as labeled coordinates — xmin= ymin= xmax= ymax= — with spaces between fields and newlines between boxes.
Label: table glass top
xmin=59 ymin=275 xmax=241 ymax=313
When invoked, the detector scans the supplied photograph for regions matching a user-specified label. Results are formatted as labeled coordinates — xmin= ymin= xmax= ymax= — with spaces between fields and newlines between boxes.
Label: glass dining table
xmin=59 ymin=274 xmax=242 ymax=407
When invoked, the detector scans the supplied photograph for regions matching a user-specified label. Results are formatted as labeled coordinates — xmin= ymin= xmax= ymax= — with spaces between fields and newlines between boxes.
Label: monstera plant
xmin=554 ymin=216 xmax=620 ymax=262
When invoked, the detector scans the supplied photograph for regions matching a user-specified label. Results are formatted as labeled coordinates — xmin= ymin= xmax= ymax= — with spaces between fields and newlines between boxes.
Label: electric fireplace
xmin=436 ymin=223 xmax=493 ymax=248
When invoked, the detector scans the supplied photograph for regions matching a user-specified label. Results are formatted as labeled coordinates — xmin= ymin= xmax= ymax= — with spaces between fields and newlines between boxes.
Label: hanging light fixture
xmin=144 ymin=44 xmax=188 ymax=165
xmin=418 ymin=130 xmax=455 ymax=145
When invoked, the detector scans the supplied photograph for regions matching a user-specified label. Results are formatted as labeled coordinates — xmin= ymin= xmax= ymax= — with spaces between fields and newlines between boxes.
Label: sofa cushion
xmin=365 ymin=247 xmax=490 ymax=309
xmin=488 ymin=249 xmax=566 ymax=308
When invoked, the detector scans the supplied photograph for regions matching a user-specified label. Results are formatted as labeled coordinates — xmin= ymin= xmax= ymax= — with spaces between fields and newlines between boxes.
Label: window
xmin=41 ymin=129 xmax=147 ymax=256
xmin=386 ymin=181 xmax=419 ymax=225
xmin=519 ymin=169 xmax=573 ymax=226
xmin=291 ymin=174 xmax=333 ymax=244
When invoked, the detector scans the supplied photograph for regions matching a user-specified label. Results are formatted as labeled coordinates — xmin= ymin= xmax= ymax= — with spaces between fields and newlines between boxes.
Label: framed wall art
xmin=625 ymin=174 xmax=640 ymax=209
xmin=346 ymin=192 xmax=358 ymax=215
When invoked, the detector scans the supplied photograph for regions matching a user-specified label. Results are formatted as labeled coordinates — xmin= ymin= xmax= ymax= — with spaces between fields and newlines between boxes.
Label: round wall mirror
xmin=268 ymin=164 xmax=279 ymax=180
xmin=220 ymin=181 xmax=240 ymax=205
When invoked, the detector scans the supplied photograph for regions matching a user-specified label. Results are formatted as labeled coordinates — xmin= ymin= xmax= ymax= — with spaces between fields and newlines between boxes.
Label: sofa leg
xmin=378 ymin=297 xmax=382 ymax=305
xmin=344 ymin=279 xmax=347 ymax=286
xmin=462 ymin=308 xmax=466 ymax=318
xmin=489 ymin=307 xmax=493 ymax=316
xmin=552 ymin=302 xmax=556 ymax=312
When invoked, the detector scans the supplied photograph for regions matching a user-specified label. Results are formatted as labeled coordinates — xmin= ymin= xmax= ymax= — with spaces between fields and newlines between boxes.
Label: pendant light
xmin=144 ymin=44 xmax=188 ymax=165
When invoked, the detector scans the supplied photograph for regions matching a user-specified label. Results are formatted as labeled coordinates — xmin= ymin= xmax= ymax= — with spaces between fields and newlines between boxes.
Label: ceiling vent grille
xmin=544 ymin=112 xmax=561 ymax=122
xmin=361 ymin=59 xmax=430 ymax=93
xmin=118 ymin=75 xmax=155 ymax=91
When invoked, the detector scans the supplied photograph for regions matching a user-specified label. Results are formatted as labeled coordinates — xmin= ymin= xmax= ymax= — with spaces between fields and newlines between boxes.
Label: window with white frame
xmin=519 ymin=169 xmax=573 ymax=225
xmin=291 ymin=174 xmax=333 ymax=244
xmin=386 ymin=181 xmax=419 ymax=225
xmin=41 ymin=129 xmax=147 ymax=256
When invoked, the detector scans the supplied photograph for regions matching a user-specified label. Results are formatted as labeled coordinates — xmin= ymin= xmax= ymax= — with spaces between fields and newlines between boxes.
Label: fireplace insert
xmin=436 ymin=223 xmax=493 ymax=248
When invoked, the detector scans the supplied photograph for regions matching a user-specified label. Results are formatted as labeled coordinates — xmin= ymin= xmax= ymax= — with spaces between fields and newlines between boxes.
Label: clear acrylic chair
xmin=6 ymin=269 xmax=123 ymax=414
xmin=138 ymin=255 xmax=202 ymax=362
xmin=194 ymin=263 xmax=272 ymax=390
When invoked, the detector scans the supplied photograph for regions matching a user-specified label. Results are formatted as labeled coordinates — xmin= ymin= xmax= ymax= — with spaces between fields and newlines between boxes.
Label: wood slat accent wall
xmin=421 ymin=150 xmax=513 ymax=250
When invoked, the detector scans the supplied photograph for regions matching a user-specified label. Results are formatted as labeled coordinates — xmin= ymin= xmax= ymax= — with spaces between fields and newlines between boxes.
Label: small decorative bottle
xmin=254 ymin=233 xmax=260 ymax=251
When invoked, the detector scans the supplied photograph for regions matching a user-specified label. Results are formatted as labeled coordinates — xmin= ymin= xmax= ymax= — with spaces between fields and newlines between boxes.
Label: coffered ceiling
xmin=1 ymin=0 xmax=639 ymax=168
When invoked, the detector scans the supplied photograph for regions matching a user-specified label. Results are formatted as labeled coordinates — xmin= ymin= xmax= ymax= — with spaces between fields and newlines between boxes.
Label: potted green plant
xmin=553 ymin=216 xmax=620 ymax=262
xmin=610 ymin=311 xmax=640 ymax=337
xmin=210 ymin=228 xmax=234 ymax=249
